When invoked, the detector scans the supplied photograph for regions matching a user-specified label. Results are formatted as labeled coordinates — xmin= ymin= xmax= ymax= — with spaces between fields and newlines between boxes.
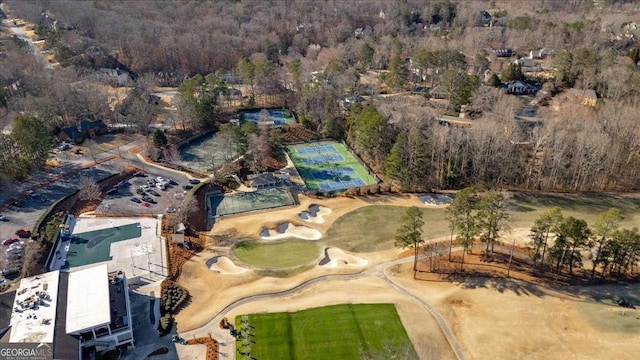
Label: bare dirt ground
xmin=390 ymin=262 xmax=640 ymax=360
xmin=175 ymin=193 xmax=640 ymax=360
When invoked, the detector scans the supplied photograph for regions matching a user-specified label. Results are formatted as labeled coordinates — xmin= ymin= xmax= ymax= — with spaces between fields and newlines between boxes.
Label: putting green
xmin=232 ymin=239 xmax=319 ymax=269
xmin=236 ymin=304 xmax=418 ymax=360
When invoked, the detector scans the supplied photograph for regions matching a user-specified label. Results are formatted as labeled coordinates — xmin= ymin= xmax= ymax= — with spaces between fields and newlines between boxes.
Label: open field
xmin=390 ymin=262 xmax=640 ymax=360
xmin=236 ymin=304 xmax=418 ymax=360
xmin=232 ymin=239 xmax=320 ymax=269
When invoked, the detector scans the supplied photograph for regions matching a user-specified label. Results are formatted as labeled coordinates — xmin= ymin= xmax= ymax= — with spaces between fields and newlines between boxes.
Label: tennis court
xmin=208 ymin=188 xmax=296 ymax=216
xmin=66 ymin=222 xmax=142 ymax=268
xmin=287 ymin=141 xmax=378 ymax=192
xmin=240 ymin=109 xmax=296 ymax=126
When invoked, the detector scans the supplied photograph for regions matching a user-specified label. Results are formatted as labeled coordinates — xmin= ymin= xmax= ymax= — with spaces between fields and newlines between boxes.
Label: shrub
xmin=158 ymin=315 xmax=173 ymax=335
xmin=161 ymin=281 xmax=189 ymax=314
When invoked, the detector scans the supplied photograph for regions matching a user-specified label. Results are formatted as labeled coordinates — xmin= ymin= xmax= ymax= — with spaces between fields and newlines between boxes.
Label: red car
xmin=15 ymin=229 xmax=31 ymax=238
xmin=141 ymin=202 xmax=150 ymax=207
xmin=3 ymin=237 xmax=19 ymax=245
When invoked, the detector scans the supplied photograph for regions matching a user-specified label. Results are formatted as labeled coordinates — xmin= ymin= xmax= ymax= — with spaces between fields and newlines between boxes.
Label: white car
xmin=156 ymin=176 xmax=165 ymax=183
xmin=156 ymin=182 xmax=167 ymax=190
xmin=0 ymin=214 xmax=7 ymax=221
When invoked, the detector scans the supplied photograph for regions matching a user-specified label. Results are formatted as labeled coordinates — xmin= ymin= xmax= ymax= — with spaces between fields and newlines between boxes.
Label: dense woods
xmin=2 ymin=0 xmax=640 ymax=191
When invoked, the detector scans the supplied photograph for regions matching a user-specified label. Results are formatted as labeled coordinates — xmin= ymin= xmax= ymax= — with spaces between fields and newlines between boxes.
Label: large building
xmin=2 ymin=264 xmax=133 ymax=360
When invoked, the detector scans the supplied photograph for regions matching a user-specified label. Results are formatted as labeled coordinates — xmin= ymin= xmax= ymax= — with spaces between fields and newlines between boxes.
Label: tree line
xmin=396 ymin=189 xmax=640 ymax=280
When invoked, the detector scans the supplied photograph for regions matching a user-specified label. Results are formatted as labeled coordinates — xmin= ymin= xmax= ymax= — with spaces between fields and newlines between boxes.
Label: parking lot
xmin=96 ymin=173 xmax=198 ymax=216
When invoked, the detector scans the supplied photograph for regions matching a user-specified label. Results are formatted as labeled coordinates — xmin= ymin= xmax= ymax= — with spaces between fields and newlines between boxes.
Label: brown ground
xmin=175 ymin=193 xmax=640 ymax=360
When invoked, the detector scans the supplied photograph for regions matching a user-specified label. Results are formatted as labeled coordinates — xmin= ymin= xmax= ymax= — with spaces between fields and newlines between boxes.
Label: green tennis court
xmin=65 ymin=222 xmax=142 ymax=268
xmin=287 ymin=141 xmax=377 ymax=192
xmin=209 ymin=188 xmax=295 ymax=216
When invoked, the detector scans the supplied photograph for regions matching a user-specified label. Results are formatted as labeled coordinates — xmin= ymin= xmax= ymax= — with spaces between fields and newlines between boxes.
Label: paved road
xmin=2 ymin=19 xmax=54 ymax=70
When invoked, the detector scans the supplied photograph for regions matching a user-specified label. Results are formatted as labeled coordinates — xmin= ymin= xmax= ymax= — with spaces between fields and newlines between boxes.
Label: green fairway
xmin=324 ymin=205 xmax=451 ymax=252
xmin=236 ymin=304 xmax=418 ymax=360
xmin=287 ymin=141 xmax=377 ymax=192
xmin=324 ymin=193 xmax=640 ymax=253
xmin=232 ymin=239 xmax=319 ymax=269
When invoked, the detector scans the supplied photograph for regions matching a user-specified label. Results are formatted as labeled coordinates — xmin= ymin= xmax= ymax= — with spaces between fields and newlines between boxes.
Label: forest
xmin=1 ymin=0 xmax=640 ymax=192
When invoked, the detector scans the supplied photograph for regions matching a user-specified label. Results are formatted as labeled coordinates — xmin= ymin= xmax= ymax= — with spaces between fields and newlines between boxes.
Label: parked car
xmin=167 ymin=178 xmax=178 ymax=185
xmin=133 ymin=172 xmax=147 ymax=177
xmin=8 ymin=242 xmax=23 ymax=251
xmin=147 ymin=179 xmax=157 ymax=186
xmin=141 ymin=185 xmax=151 ymax=191
xmin=15 ymin=229 xmax=30 ymax=238
xmin=182 ymin=184 xmax=193 ymax=190
xmin=148 ymin=189 xmax=160 ymax=197
xmin=2 ymin=268 xmax=20 ymax=279
xmin=166 ymin=206 xmax=177 ymax=213
xmin=0 ymin=214 xmax=8 ymax=221
xmin=3 ymin=237 xmax=19 ymax=245
xmin=141 ymin=202 xmax=151 ymax=208
xmin=189 ymin=179 xmax=200 ymax=184
xmin=130 ymin=197 xmax=142 ymax=203
xmin=136 ymin=188 xmax=146 ymax=195
xmin=156 ymin=182 xmax=168 ymax=190
xmin=142 ymin=196 xmax=156 ymax=204
xmin=156 ymin=176 xmax=165 ymax=183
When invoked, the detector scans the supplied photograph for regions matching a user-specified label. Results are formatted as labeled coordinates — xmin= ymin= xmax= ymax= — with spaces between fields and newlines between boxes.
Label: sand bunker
xmin=207 ymin=256 xmax=249 ymax=274
xmin=259 ymin=222 xmax=322 ymax=241
xmin=298 ymin=204 xmax=332 ymax=224
xmin=319 ymin=247 xmax=368 ymax=268
xmin=419 ymin=193 xmax=454 ymax=205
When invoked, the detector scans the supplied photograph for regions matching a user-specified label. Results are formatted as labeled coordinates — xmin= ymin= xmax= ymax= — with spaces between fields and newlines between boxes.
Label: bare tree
xmin=163 ymin=144 xmax=182 ymax=164
xmin=78 ymin=175 xmax=102 ymax=201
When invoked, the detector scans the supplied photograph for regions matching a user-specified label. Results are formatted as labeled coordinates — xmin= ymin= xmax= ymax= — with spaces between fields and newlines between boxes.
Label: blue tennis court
xmin=301 ymin=154 xmax=345 ymax=165
xmin=309 ymin=166 xmax=356 ymax=180
xmin=318 ymin=178 xmax=366 ymax=191
xmin=296 ymin=144 xmax=337 ymax=155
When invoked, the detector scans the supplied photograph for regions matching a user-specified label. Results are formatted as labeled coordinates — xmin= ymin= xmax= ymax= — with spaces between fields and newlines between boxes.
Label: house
xmin=438 ymin=115 xmax=473 ymax=128
xmin=529 ymin=48 xmax=554 ymax=59
xmin=504 ymin=80 xmax=539 ymax=95
xmin=493 ymin=48 xmax=513 ymax=58
xmin=94 ymin=68 xmax=132 ymax=87
xmin=480 ymin=11 xmax=492 ymax=26
xmin=514 ymin=57 xmax=541 ymax=72
xmin=429 ymin=85 xmax=449 ymax=99
xmin=57 ymin=120 xmax=108 ymax=144
xmin=567 ymin=88 xmax=598 ymax=107
xmin=247 ymin=172 xmax=284 ymax=189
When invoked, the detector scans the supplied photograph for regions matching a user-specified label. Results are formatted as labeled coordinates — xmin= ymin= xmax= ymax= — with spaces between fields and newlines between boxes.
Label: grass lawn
xmin=232 ymin=239 xmax=319 ymax=269
xmin=324 ymin=193 xmax=640 ymax=253
xmin=236 ymin=304 xmax=418 ymax=360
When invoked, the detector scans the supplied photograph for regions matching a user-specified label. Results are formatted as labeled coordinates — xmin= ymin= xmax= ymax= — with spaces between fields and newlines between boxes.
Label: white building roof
xmin=10 ymin=270 xmax=60 ymax=343
xmin=66 ymin=264 xmax=110 ymax=334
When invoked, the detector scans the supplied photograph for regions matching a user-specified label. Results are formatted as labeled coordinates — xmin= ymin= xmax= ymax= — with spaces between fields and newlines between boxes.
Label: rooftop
xmin=66 ymin=264 xmax=110 ymax=334
xmin=9 ymin=271 xmax=60 ymax=343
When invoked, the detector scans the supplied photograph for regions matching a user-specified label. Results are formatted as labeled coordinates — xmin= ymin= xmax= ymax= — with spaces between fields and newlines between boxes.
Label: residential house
xmin=429 ymin=85 xmax=449 ymax=99
xmin=438 ymin=114 xmax=473 ymax=128
xmin=504 ymin=80 xmax=539 ymax=95
xmin=567 ymin=88 xmax=598 ymax=107
xmin=57 ymin=120 xmax=108 ymax=144
xmin=95 ymin=68 xmax=132 ymax=87
xmin=493 ymin=48 xmax=513 ymax=58
xmin=480 ymin=11 xmax=492 ymax=26
xmin=529 ymin=48 xmax=554 ymax=59
xmin=514 ymin=57 xmax=541 ymax=72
